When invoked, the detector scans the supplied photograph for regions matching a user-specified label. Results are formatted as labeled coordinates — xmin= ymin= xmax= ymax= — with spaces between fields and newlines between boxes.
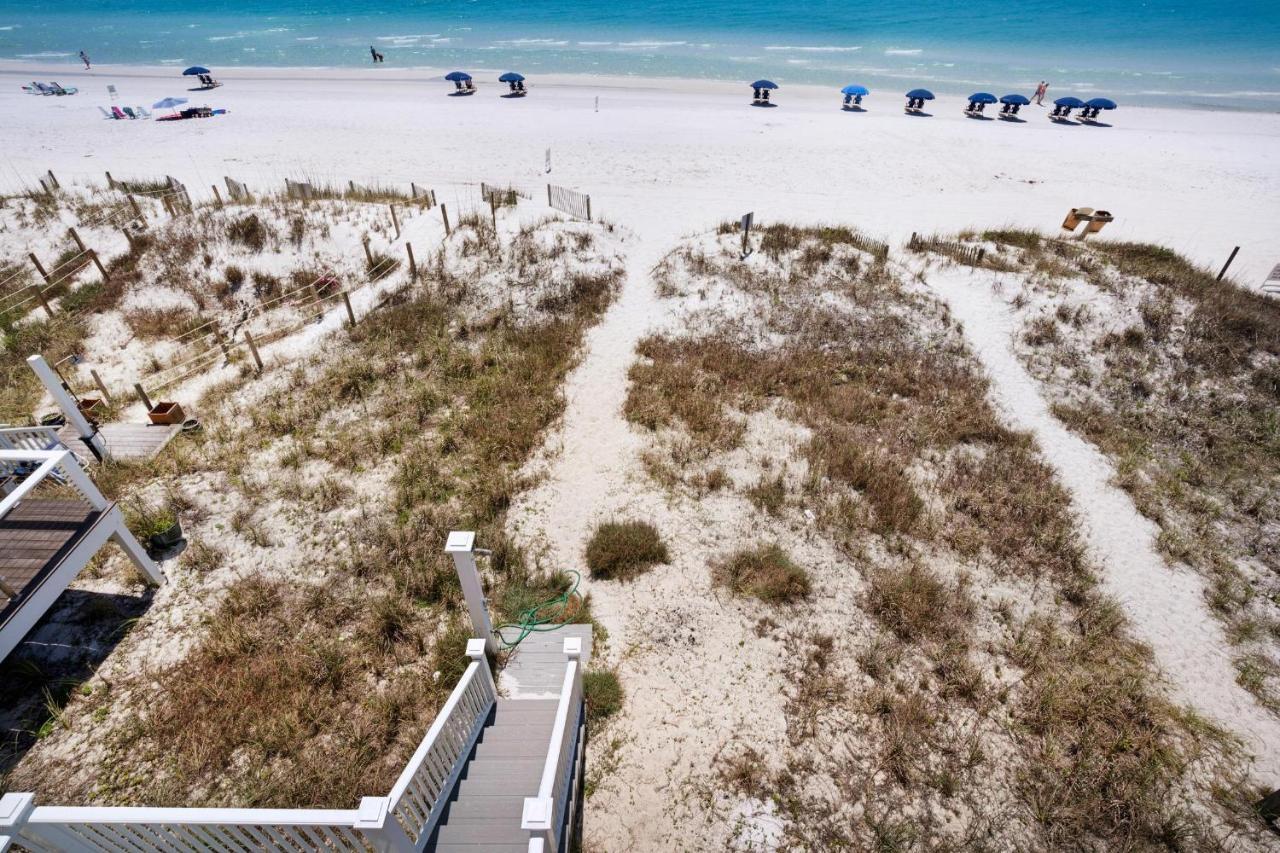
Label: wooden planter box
xmin=148 ymin=401 xmax=186 ymax=425
xmin=77 ymin=398 xmax=104 ymax=418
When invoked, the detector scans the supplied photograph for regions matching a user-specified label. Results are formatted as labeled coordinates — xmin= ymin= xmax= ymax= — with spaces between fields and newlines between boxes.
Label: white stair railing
xmin=0 ymin=639 xmax=498 ymax=853
xmin=522 ymin=638 xmax=586 ymax=853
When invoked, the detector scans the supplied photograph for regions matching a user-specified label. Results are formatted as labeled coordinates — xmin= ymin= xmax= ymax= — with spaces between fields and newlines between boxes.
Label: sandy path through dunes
xmin=929 ymin=265 xmax=1280 ymax=780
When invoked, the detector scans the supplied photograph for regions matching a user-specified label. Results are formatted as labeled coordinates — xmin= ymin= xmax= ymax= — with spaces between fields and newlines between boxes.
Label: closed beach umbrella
xmin=498 ymin=72 xmax=525 ymax=83
xmin=444 ymin=71 xmax=472 ymax=82
xmin=1085 ymin=97 xmax=1117 ymax=110
xmin=751 ymin=79 xmax=779 ymax=90
xmin=905 ymin=88 xmax=935 ymax=100
xmin=1054 ymin=96 xmax=1086 ymax=108
xmin=841 ymin=84 xmax=870 ymax=96
xmin=1000 ymin=93 xmax=1031 ymax=105
xmin=182 ymin=66 xmax=211 ymax=76
xmin=968 ymin=92 xmax=998 ymax=104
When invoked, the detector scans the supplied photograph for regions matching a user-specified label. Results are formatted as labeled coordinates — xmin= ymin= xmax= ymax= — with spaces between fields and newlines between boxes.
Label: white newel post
xmin=445 ymin=531 xmax=496 ymax=655
xmin=354 ymin=795 xmax=415 ymax=852
xmin=1 ymin=792 xmax=35 ymax=850
xmin=468 ymin=637 xmax=497 ymax=694
xmin=27 ymin=355 xmax=106 ymax=460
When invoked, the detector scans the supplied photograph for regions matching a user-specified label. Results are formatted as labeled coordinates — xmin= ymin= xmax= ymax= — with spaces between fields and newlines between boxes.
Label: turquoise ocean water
xmin=2 ymin=0 xmax=1278 ymax=110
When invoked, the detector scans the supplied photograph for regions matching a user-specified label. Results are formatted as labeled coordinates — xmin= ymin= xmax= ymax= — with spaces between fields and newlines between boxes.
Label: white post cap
xmin=445 ymin=530 xmax=476 ymax=553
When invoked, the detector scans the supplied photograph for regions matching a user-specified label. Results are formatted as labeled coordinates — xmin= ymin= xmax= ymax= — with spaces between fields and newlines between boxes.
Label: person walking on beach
xmin=79 ymin=50 xmax=90 ymax=70
xmin=1034 ymin=80 xmax=1048 ymax=105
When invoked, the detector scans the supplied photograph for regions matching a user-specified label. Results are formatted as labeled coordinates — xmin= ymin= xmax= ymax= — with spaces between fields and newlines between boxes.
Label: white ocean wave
xmin=885 ymin=48 xmax=922 ymax=56
xmin=495 ymin=38 xmax=568 ymax=46
xmin=296 ymin=36 xmax=319 ymax=41
xmin=208 ymin=34 xmax=244 ymax=42
xmin=0 ymin=25 xmax=18 ymax=31
xmin=17 ymin=51 xmax=71 ymax=57
xmin=377 ymin=34 xmax=438 ymax=41
xmin=159 ymin=58 xmax=183 ymax=63
xmin=577 ymin=41 xmax=614 ymax=46
xmin=765 ymin=45 xmax=861 ymax=52
xmin=786 ymin=59 xmax=811 ymax=65
xmin=618 ymin=40 xmax=687 ymax=47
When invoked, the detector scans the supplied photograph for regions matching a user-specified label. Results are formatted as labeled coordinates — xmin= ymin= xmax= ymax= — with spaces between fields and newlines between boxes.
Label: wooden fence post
xmin=105 ymin=171 xmax=116 ymax=189
xmin=134 ymin=382 xmax=153 ymax=411
xmin=29 ymin=253 xmax=51 ymax=287
xmin=441 ymin=203 xmax=450 ymax=236
xmin=212 ymin=185 xmax=224 ymax=207
xmin=342 ymin=291 xmax=356 ymax=326
xmin=362 ymin=238 xmax=374 ymax=268
xmin=547 ymin=184 xmax=552 ymax=206
xmin=68 ymin=227 xmax=86 ymax=253
xmin=28 ymin=284 xmax=54 ymax=318
xmin=88 ymin=249 xmax=108 ymax=282
xmin=89 ymin=369 xmax=113 ymax=403
xmin=243 ymin=331 xmax=263 ymax=373
xmin=46 ymin=170 xmax=60 ymax=190
xmin=976 ymin=248 xmax=986 ymax=265
xmin=586 ymin=195 xmax=592 ymax=222
xmin=490 ymin=195 xmax=497 ymax=228
xmin=127 ymin=194 xmax=145 ymax=223
xmin=348 ymin=180 xmax=356 ymax=195
xmin=1217 ymin=246 xmax=1240 ymax=281
xmin=390 ymin=204 xmax=400 ymax=239
xmin=406 ymin=242 xmax=417 ymax=278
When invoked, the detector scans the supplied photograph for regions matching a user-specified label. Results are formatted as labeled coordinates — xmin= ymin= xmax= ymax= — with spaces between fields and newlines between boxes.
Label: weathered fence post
xmin=389 ymin=204 xmax=400 ymax=239
xmin=90 ymin=369 xmax=113 ymax=403
xmin=243 ymin=330 xmax=263 ymax=373
xmin=1217 ymin=246 xmax=1240 ymax=281
xmin=29 ymin=252 xmax=51 ymax=287
xmin=547 ymin=183 xmax=552 ymax=206
xmin=585 ymin=194 xmax=592 ymax=222
xmin=88 ymin=249 xmax=108 ymax=281
xmin=441 ymin=203 xmax=450 ymax=236
xmin=212 ymin=184 xmax=224 ymax=207
xmin=105 ymin=171 xmax=116 ymax=189
xmin=67 ymin=226 xmax=86 ymax=254
xmin=134 ymin=382 xmax=153 ymax=411
xmin=490 ymin=195 xmax=497 ymax=228
xmin=445 ymin=531 xmax=496 ymax=655
xmin=28 ymin=284 xmax=54 ymax=318
xmin=127 ymin=194 xmax=145 ymax=223
xmin=362 ymin=238 xmax=374 ymax=268
xmin=406 ymin=242 xmax=417 ymax=278
xmin=976 ymin=247 xmax=986 ymax=265
xmin=342 ymin=291 xmax=356 ymax=326
xmin=46 ymin=169 xmax=60 ymax=190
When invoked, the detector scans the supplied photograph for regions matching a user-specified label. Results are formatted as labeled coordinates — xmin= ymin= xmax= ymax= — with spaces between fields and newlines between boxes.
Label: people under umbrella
xmin=751 ymin=80 xmax=778 ymax=105
xmin=841 ymin=84 xmax=869 ymax=109
xmin=999 ymin=93 xmax=1030 ymax=118
xmin=1049 ymin=96 xmax=1085 ymax=120
xmin=499 ymin=72 xmax=527 ymax=95
xmin=964 ymin=92 xmax=997 ymax=115
xmin=446 ymin=71 xmax=476 ymax=93
xmin=1079 ymin=97 xmax=1117 ymax=122
xmin=183 ymin=66 xmax=221 ymax=90
xmin=904 ymin=88 xmax=934 ymax=113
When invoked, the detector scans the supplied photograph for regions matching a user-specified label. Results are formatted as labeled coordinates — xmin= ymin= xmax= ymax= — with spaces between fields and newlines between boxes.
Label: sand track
xmin=928 ymin=264 xmax=1280 ymax=780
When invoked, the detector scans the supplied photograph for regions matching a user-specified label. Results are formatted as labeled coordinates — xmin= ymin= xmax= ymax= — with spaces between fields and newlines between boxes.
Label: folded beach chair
xmin=135 ymin=105 xmax=152 ymax=118
xmin=98 ymin=106 xmax=117 ymax=119
xmin=33 ymin=82 xmax=57 ymax=95
xmin=122 ymin=106 xmax=139 ymax=119
xmin=50 ymin=82 xmax=78 ymax=95
xmin=22 ymin=82 xmax=44 ymax=94
xmin=112 ymin=106 xmax=128 ymax=119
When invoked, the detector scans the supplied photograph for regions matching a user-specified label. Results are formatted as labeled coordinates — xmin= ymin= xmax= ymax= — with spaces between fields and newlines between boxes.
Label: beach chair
xmin=49 ymin=82 xmax=78 ymax=95
xmin=517 ymin=80 xmax=525 ymax=93
xmin=465 ymin=79 xmax=475 ymax=92
xmin=122 ymin=106 xmax=139 ymax=119
xmin=108 ymin=84 xmax=118 ymax=101
xmin=112 ymin=106 xmax=128 ymax=120
xmin=136 ymin=105 xmax=152 ymax=118
xmin=98 ymin=106 xmax=117 ymax=119
xmin=33 ymin=82 xmax=57 ymax=95
xmin=21 ymin=82 xmax=44 ymax=94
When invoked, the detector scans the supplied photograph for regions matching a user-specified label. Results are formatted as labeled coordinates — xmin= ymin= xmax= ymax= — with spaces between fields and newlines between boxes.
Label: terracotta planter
xmin=77 ymin=398 xmax=103 ymax=418
xmin=148 ymin=401 xmax=186 ymax=425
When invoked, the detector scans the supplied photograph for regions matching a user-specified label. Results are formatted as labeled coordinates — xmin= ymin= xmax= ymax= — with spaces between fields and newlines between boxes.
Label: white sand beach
xmin=3 ymin=58 xmax=1280 ymax=850
xmin=2 ymin=61 xmax=1278 ymax=287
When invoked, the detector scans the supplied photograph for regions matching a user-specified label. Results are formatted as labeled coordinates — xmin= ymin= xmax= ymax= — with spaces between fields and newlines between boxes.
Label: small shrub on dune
xmin=226 ymin=213 xmax=271 ymax=251
xmin=585 ymin=520 xmax=669 ymax=581
xmin=713 ymin=543 xmax=811 ymax=603
xmin=584 ymin=670 xmax=624 ymax=724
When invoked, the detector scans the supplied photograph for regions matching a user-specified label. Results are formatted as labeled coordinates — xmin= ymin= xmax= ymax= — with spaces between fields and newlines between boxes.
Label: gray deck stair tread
xmin=440 ymin=795 xmax=526 ymax=822
xmin=452 ymin=775 xmax=541 ymax=797
xmin=474 ymin=739 xmax=554 ymax=759
xmin=433 ymin=844 xmax=528 ymax=853
xmin=461 ymin=757 xmax=544 ymax=778
xmin=433 ymin=823 xmax=528 ymax=845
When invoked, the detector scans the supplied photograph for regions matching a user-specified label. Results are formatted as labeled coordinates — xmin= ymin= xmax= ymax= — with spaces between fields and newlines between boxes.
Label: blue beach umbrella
xmin=1054 ymin=96 xmax=1086 ymax=108
xmin=968 ymin=92 xmax=998 ymax=104
xmin=153 ymin=96 xmax=188 ymax=109
xmin=445 ymin=71 xmax=472 ymax=82
xmin=498 ymin=72 xmax=525 ymax=83
xmin=751 ymin=79 xmax=779 ymax=90
xmin=841 ymin=84 xmax=870 ymax=96
xmin=182 ymin=66 xmax=211 ymax=76
xmin=1085 ymin=97 xmax=1117 ymax=110
xmin=905 ymin=88 xmax=934 ymax=100
xmin=1000 ymin=93 xmax=1031 ymax=105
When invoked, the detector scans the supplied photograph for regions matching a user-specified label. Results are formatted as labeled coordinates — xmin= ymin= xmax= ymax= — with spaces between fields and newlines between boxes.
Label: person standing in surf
xmin=79 ymin=50 xmax=90 ymax=70
xmin=1033 ymin=81 xmax=1048 ymax=105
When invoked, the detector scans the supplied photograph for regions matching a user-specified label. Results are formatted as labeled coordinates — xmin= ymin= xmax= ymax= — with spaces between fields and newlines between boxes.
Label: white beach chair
xmin=98 ymin=106 xmax=116 ymax=120
xmin=135 ymin=105 xmax=152 ymax=118
xmin=107 ymin=84 xmax=118 ymax=102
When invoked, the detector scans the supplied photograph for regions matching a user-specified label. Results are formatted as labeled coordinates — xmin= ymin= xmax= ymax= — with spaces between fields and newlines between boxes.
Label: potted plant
xmin=77 ymin=398 xmax=104 ymax=418
xmin=148 ymin=401 xmax=186 ymax=425
xmin=148 ymin=511 xmax=184 ymax=551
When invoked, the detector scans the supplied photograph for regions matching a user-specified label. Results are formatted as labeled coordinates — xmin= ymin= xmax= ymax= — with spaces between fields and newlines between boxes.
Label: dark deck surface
xmin=0 ymin=499 xmax=104 ymax=628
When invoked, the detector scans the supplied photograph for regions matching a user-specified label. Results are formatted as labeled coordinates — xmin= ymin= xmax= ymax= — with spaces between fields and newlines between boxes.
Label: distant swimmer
xmin=369 ymin=45 xmax=384 ymax=63
xmin=79 ymin=50 xmax=90 ymax=70
xmin=1033 ymin=81 xmax=1048 ymax=105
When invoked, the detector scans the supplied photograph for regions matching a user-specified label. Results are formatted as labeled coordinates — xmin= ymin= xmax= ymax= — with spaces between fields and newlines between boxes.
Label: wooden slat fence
xmin=547 ymin=184 xmax=591 ymax=221
xmin=907 ymin=233 xmax=986 ymax=266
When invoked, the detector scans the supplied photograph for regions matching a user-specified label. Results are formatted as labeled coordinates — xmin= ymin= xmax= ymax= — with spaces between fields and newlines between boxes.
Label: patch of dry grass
xmin=712 ymin=543 xmax=811 ymax=603
xmin=584 ymin=520 xmax=670 ymax=581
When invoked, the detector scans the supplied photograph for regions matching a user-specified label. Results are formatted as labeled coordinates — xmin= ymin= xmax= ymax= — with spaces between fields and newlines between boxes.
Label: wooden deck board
xmin=0 ymin=499 xmax=104 ymax=628
xmin=499 ymin=624 xmax=593 ymax=700
xmin=57 ymin=422 xmax=181 ymax=463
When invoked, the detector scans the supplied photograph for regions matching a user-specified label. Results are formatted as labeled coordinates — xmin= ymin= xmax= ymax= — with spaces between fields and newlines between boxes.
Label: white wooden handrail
xmin=522 ymin=637 xmax=585 ymax=853
xmin=0 ymin=449 xmax=106 ymax=516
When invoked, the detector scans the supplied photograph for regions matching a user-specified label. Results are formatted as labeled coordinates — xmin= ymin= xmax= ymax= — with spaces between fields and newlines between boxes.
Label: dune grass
xmin=585 ymin=520 xmax=670 ymax=581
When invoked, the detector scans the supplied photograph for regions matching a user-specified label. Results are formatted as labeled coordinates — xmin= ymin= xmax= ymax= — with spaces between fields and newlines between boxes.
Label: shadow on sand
xmin=904 ymin=111 xmax=934 ymax=118
xmin=750 ymin=101 xmax=779 ymax=108
xmin=0 ymin=587 xmax=157 ymax=778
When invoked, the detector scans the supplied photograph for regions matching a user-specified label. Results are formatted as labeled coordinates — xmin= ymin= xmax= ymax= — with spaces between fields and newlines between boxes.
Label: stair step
xmin=432 ymin=844 xmax=528 ymax=853
xmin=473 ymin=738 xmax=554 ymax=759
xmin=462 ymin=757 xmax=545 ymax=780
xmin=453 ymin=772 xmax=541 ymax=797
xmin=440 ymin=794 xmax=527 ymax=823
xmin=479 ymin=725 xmax=559 ymax=743
xmin=434 ymin=822 xmax=528 ymax=845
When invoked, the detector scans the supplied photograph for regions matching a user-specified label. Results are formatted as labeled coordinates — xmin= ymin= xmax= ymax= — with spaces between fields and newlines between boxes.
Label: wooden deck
xmin=499 ymin=624 xmax=594 ymax=700
xmin=58 ymin=422 xmax=181 ymax=464
xmin=0 ymin=499 xmax=105 ymax=629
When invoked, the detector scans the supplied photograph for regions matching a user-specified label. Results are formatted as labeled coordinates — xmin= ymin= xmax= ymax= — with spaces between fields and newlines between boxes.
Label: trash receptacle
xmin=1061 ymin=207 xmax=1093 ymax=231
xmin=1085 ymin=210 xmax=1114 ymax=234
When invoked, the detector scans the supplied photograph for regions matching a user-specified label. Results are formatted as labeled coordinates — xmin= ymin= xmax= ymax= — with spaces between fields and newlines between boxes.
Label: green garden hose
xmin=493 ymin=570 xmax=582 ymax=649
